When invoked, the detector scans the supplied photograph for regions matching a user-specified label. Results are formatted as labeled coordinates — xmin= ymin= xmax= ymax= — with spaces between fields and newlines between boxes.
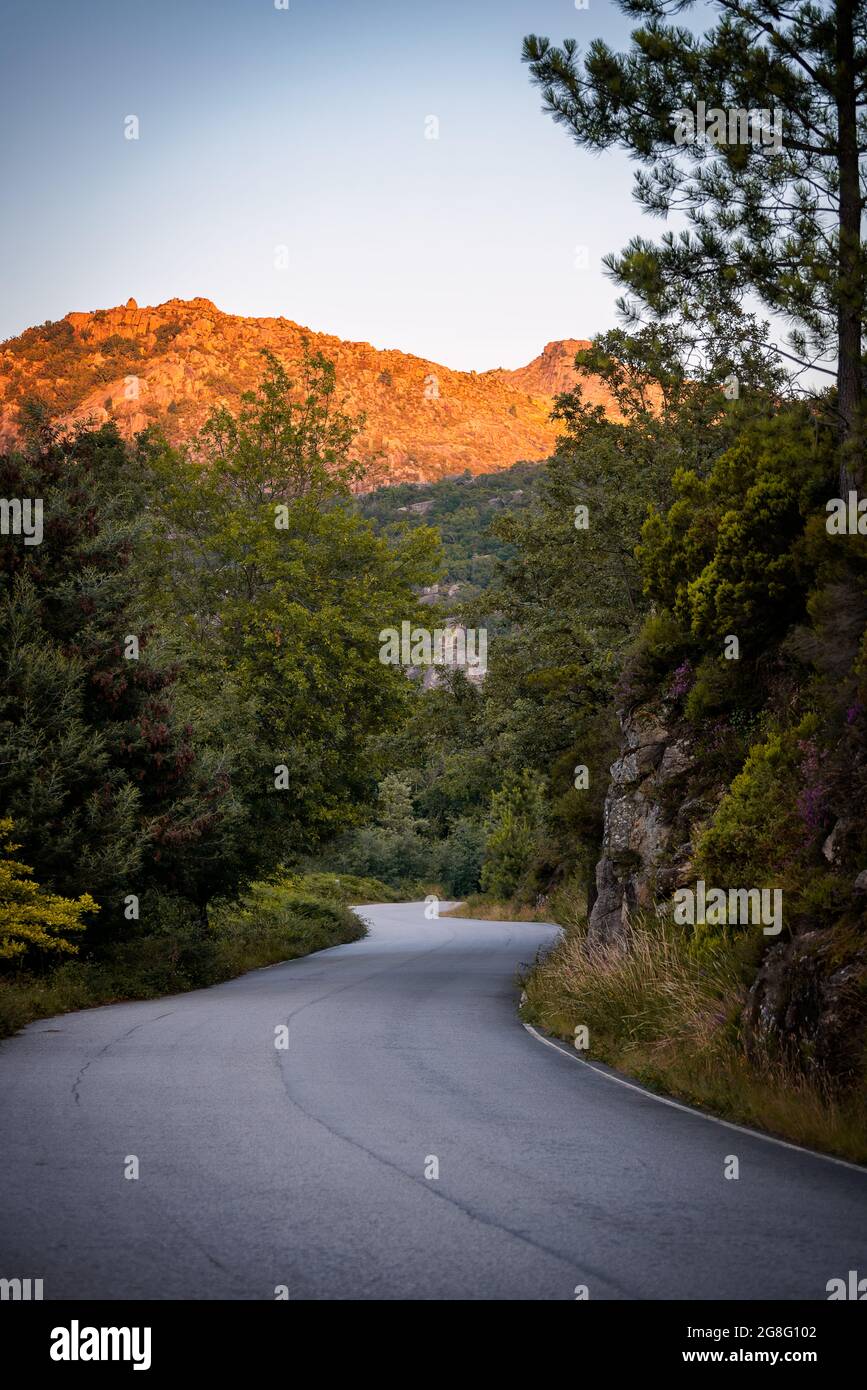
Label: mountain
xmin=0 ymin=298 xmax=620 ymax=484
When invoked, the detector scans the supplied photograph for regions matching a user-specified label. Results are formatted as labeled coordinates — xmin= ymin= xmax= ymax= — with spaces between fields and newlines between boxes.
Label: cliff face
xmin=0 ymin=298 xmax=621 ymax=485
xmin=587 ymin=700 xmax=703 ymax=944
xmin=588 ymin=700 xmax=867 ymax=1084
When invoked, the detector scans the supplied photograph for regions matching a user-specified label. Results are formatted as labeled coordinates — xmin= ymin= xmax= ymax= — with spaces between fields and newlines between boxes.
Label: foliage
xmin=523 ymin=1 xmax=867 ymax=483
xmin=323 ymin=775 xmax=433 ymax=888
xmin=0 ymin=417 xmax=227 ymax=932
xmin=438 ymin=818 xmax=486 ymax=897
xmin=682 ymin=654 xmax=754 ymax=724
xmin=1 ymin=319 xmax=146 ymax=414
xmin=357 ymin=461 xmax=540 ymax=601
xmin=481 ymin=770 xmax=548 ymax=901
xmin=282 ymin=872 xmax=404 ymax=905
xmin=637 ymin=407 xmax=836 ymax=647
xmin=695 ymin=714 xmax=825 ymax=897
xmin=0 ymin=819 xmax=97 ymax=961
xmin=145 ymin=349 xmax=440 ymax=889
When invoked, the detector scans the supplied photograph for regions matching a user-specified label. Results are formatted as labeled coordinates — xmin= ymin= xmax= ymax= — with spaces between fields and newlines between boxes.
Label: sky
xmin=1 ymin=0 xmax=666 ymax=371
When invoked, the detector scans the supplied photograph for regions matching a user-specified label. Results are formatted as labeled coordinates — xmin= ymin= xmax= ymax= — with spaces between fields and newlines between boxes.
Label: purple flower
xmin=796 ymin=738 xmax=831 ymax=840
xmin=669 ymin=659 xmax=694 ymax=700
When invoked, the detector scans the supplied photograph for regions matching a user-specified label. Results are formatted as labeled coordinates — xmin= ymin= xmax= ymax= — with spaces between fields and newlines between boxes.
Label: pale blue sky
xmin=1 ymin=0 xmax=666 ymax=370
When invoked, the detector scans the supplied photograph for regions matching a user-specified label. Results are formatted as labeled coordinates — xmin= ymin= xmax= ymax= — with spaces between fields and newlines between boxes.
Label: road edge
xmin=522 ymin=1021 xmax=867 ymax=1177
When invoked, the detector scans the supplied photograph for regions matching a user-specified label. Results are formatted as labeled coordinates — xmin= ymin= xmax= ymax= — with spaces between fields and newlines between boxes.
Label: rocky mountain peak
xmin=0 ymin=298 xmax=623 ymax=485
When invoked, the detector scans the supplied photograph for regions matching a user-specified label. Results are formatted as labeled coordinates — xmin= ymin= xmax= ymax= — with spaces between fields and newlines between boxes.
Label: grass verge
xmin=522 ymin=912 xmax=867 ymax=1165
xmin=444 ymin=893 xmax=555 ymax=922
xmin=284 ymin=871 xmax=405 ymax=904
xmin=0 ymin=879 xmax=366 ymax=1042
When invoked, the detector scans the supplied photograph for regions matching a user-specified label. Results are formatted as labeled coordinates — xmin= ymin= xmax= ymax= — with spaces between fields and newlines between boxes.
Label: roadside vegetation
xmin=0 ymin=875 xmax=366 ymax=1041
xmin=521 ymin=911 xmax=867 ymax=1166
xmin=0 ymin=352 xmax=439 ymax=1038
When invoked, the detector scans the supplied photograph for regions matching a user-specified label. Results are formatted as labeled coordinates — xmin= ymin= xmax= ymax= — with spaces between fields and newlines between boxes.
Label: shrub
xmin=636 ymin=407 xmax=835 ymax=651
xmin=0 ymin=879 xmax=365 ymax=1040
xmin=0 ymin=819 xmax=97 ymax=962
xmin=695 ymin=714 xmax=824 ymax=907
xmin=683 ymin=653 xmax=755 ymax=723
xmin=283 ymin=872 xmax=402 ymax=904
xmin=481 ymin=770 xmax=547 ymax=901
xmin=617 ymin=609 xmax=692 ymax=707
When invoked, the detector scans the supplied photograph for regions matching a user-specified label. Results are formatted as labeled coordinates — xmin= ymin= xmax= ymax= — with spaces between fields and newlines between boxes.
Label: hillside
xmin=0 ymin=298 xmax=619 ymax=485
xmin=357 ymin=461 xmax=539 ymax=602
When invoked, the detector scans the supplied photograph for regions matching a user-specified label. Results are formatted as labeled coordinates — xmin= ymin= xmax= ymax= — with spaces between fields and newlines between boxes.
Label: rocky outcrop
xmin=588 ymin=699 xmax=867 ymax=1087
xmin=0 ymin=299 xmax=625 ymax=485
xmin=588 ymin=701 xmax=700 ymax=943
xmin=743 ymin=923 xmax=867 ymax=1083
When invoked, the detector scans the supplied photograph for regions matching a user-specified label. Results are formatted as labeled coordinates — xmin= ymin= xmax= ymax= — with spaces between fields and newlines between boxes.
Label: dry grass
xmin=443 ymin=894 xmax=555 ymax=922
xmin=522 ymin=913 xmax=867 ymax=1165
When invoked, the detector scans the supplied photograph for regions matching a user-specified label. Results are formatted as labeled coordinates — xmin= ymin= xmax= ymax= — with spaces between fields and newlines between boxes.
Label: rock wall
xmin=587 ymin=700 xmax=699 ymax=943
xmin=587 ymin=699 xmax=867 ymax=1085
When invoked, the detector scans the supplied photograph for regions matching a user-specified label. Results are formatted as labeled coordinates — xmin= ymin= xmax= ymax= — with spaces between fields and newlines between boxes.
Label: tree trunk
xmin=836 ymin=0 xmax=864 ymax=492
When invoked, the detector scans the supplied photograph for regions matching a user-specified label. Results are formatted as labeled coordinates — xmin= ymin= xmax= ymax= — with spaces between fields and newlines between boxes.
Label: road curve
xmin=0 ymin=903 xmax=864 ymax=1300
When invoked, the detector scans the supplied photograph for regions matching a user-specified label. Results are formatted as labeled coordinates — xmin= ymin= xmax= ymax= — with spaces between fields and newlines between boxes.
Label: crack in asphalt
xmin=70 ymin=1011 xmax=176 ymax=1106
xmin=268 ymin=928 xmax=638 ymax=1299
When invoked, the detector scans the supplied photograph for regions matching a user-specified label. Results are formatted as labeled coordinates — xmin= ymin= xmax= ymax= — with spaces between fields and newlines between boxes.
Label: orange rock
xmin=0 ymin=297 xmax=625 ymax=481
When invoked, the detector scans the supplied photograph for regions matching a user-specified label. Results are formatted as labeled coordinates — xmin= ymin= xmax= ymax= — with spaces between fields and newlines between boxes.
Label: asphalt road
xmin=0 ymin=902 xmax=864 ymax=1300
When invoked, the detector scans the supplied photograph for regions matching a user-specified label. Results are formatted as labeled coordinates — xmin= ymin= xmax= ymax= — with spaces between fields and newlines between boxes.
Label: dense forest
xmin=356 ymin=462 xmax=540 ymax=602
xmin=0 ymin=353 xmax=439 ymax=1029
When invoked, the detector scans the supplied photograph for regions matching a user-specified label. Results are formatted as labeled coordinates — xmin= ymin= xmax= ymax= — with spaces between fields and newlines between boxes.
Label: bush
xmin=327 ymin=824 xmax=432 ymax=888
xmin=0 ymin=880 xmax=365 ymax=1040
xmin=695 ymin=714 xmax=825 ymax=910
xmin=0 ymin=819 xmax=97 ymax=962
xmin=618 ymin=609 xmax=692 ymax=707
xmin=636 ymin=407 xmax=835 ymax=651
xmin=283 ymin=872 xmax=403 ymax=904
xmin=683 ymin=653 xmax=755 ymax=723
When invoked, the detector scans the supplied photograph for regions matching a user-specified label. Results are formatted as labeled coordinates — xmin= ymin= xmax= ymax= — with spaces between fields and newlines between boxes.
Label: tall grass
xmin=445 ymin=872 xmax=587 ymax=925
xmin=444 ymin=894 xmax=554 ymax=921
xmin=523 ymin=912 xmax=867 ymax=1164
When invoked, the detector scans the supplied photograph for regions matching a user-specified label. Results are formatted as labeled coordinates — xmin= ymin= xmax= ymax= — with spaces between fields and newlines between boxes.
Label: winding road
xmin=0 ymin=903 xmax=864 ymax=1300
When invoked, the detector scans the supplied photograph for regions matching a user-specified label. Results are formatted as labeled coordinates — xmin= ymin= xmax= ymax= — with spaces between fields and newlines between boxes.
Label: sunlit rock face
xmin=0 ymin=300 xmax=623 ymax=485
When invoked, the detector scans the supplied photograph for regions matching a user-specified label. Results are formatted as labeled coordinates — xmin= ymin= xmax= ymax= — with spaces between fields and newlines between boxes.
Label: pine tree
xmin=0 ymin=416 xmax=230 ymax=930
xmin=524 ymin=0 xmax=867 ymax=487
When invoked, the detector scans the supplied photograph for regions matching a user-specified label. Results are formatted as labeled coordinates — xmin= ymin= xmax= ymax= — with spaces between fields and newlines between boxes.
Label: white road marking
xmin=522 ymin=1022 xmax=867 ymax=1176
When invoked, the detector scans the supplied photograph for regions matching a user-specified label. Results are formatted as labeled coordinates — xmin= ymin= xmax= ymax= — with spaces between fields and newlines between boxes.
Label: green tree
xmin=149 ymin=350 xmax=439 ymax=882
xmin=438 ymin=818 xmax=485 ymax=897
xmin=481 ymin=771 xmax=548 ymax=901
xmin=469 ymin=327 xmax=758 ymax=883
xmin=0 ymin=417 xmax=227 ymax=928
xmin=524 ymin=1 xmax=867 ymax=486
xmin=376 ymin=773 xmax=423 ymax=836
